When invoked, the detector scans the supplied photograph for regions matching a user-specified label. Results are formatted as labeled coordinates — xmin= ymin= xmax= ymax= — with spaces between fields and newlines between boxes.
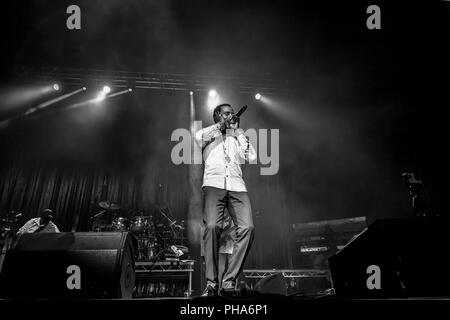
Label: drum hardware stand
xmin=89 ymin=210 xmax=106 ymax=221
xmin=402 ymin=172 xmax=431 ymax=218
xmin=159 ymin=207 xmax=180 ymax=228
xmin=88 ymin=201 xmax=121 ymax=231
xmin=0 ymin=211 xmax=22 ymax=257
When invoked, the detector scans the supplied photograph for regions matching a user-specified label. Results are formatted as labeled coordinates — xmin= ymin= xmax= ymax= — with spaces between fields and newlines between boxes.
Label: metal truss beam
xmin=243 ymin=269 xmax=331 ymax=279
xmin=135 ymin=260 xmax=194 ymax=273
xmin=17 ymin=66 xmax=289 ymax=95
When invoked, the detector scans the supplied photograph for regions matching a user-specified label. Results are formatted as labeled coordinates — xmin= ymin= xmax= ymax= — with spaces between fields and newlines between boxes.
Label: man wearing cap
xmin=17 ymin=209 xmax=60 ymax=235
xmin=195 ymin=103 xmax=257 ymax=296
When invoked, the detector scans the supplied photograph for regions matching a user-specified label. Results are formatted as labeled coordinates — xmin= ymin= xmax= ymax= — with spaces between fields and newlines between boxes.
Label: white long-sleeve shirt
xmin=17 ymin=218 xmax=60 ymax=235
xmin=195 ymin=123 xmax=257 ymax=192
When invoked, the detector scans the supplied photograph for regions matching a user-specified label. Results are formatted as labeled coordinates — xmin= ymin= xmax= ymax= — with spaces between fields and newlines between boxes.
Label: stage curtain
xmin=0 ymin=160 xmax=294 ymax=269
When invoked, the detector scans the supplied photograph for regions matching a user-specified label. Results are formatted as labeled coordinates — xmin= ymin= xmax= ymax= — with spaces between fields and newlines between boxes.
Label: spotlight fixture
xmin=207 ymin=99 xmax=217 ymax=109
xmin=128 ymin=88 xmax=133 ymax=92
xmin=95 ymin=86 xmax=110 ymax=101
xmin=53 ymin=84 xmax=60 ymax=91
xmin=82 ymin=87 xmax=87 ymax=91
xmin=208 ymin=89 xmax=217 ymax=99
xmin=255 ymin=93 xmax=262 ymax=100
xmin=190 ymin=91 xmax=194 ymax=96
xmin=207 ymin=89 xmax=220 ymax=110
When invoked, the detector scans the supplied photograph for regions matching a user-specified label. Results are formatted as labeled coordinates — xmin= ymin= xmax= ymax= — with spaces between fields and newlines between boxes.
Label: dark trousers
xmin=203 ymin=186 xmax=254 ymax=288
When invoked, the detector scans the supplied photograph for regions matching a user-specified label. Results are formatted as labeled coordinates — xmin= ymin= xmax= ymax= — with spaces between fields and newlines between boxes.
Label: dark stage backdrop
xmin=0 ymin=88 xmax=294 ymax=269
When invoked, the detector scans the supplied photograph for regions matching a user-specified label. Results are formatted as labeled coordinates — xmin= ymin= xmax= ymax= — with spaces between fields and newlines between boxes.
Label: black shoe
xmin=201 ymin=285 xmax=218 ymax=297
xmin=219 ymin=287 xmax=239 ymax=298
xmin=221 ymin=281 xmax=236 ymax=290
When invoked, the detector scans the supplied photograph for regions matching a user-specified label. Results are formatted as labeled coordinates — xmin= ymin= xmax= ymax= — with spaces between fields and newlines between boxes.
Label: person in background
xmin=17 ymin=209 xmax=60 ymax=235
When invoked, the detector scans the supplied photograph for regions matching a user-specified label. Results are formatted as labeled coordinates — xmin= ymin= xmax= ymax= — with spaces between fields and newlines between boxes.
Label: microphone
xmin=235 ymin=105 xmax=248 ymax=118
xmin=229 ymin=105 xmax=248 ymax=124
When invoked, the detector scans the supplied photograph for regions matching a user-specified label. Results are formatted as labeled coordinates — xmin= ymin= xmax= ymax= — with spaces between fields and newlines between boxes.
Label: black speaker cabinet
xmin=328 ymin=218 xmax=450 ymax=298
xmin=0 ymin=232 xmax=136 ymax=299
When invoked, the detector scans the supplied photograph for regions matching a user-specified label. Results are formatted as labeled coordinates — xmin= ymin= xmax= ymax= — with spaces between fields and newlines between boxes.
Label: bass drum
xmin=130 ymin=216 xmax=153 ymax=234
xmin=91 ymin=219 xmax=108 ymax=232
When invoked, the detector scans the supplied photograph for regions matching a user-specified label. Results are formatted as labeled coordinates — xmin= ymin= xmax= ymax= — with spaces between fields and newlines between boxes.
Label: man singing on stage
xmin=195 ymin=103 xmax=257 ymax=296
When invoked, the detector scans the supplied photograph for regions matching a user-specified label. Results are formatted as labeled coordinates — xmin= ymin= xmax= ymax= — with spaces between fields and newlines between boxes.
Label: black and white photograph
xmin=0 ymin=0 xmax=449 ymax=317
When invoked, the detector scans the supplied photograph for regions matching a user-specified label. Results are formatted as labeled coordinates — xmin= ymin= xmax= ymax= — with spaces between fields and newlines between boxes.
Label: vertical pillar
xmin=187 ymin=91 xmax=204 ymax=295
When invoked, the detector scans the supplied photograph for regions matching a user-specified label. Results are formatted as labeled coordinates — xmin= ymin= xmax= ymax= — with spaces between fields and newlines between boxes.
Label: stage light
xmin=67 ymin=88 xmax=131 ymax=110
xmin=82 ymin=87 xmax=87 ymax=91
xmin=96 ymin=93 xmax=106 ymax=101
xmin=208 ymin=89 xmax=217 ymax=99
xmin=53 ymin=84 xmax=60 ymax=91
xmin=207 ymin=99 xmax=217 ymax=109
xmin=105 ymin=88 xmax=133 ymax=99
xmin=255 ymin=93 xmax=262 ymax=100
xmin=17 ymin=87 xmax=86 ymax=118
xmin=190 ymin=91 xmax=194 ymax=96
xmin=1 ymin=85 xmax=64 ymax=111
xmin=207 ymin=91 xmax=220 ymax=110
xmin=94 ymin=86 xmax=111 ymax=102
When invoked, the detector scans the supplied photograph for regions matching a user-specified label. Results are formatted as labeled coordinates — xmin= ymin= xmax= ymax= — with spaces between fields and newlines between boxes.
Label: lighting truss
xmin=135 ymin=260 xmax=194 ymax=273
xmin=17 ymin=66 xmax=290 ymax=95
xmin=243 ymin=269 xmax=331 ymax=279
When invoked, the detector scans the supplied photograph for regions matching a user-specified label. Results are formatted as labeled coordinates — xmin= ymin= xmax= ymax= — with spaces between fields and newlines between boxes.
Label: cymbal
xmin=99 ymin=201 xmax=121 ymax=210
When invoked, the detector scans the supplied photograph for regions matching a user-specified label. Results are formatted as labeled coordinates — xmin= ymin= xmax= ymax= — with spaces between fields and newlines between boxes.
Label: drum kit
xmin=89 ymin=201 xmax=187 ymax=262
xmin=0 ymin=211 xmax=22 ymax=254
